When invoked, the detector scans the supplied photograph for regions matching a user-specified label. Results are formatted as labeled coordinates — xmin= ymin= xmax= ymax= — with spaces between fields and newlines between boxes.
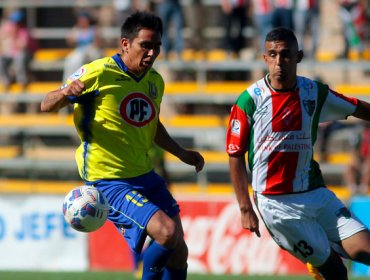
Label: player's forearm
xmin=40 ymin=90 xmax=69 ymax=112
xmin=229 ymin=155 xmax=253 ymax=211
xmin=155 ymin=120 xmax=185 ymax=157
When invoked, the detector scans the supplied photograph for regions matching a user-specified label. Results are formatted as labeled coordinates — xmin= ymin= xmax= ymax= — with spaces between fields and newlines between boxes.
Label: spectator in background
xmin=251 ymin=0 xmax=273 ymax=57
xmin=317 ymin=120 xmax=349 ymax=162
xmin=0 ymin=9 xmax=38 ymax=92
xmin=113 ymin=0 xmax=141 ymax=26
xmin=155 ymin=0 xmax=185 ymax=60
xmin=271 ymin=0 xmax=294 ymax=30
xmin=184 ymin=0 xmax=206 ymax=53
xmin=338 ymin=0 xmax=367 ymax=59
xmin=345 ymin=121 xmax=370 ymax=195
xmin=221 ymin=0 xmax=248 ymax=58
xmin=63 ymin=11 xmax=103 ymax=81
xmin=294 ymin=0 xmax=320 ymax=59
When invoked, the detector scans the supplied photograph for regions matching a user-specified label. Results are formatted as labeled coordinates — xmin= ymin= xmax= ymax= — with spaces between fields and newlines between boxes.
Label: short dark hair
xmin=121 ymin=11 xmax=163 ymax=41
xmin=265 ymin=27 xmax=298 ymax=49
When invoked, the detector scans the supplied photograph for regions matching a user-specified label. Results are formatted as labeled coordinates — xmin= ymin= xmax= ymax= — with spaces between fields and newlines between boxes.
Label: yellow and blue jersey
xmin=64 ymin=54 xmax=164 ymax=181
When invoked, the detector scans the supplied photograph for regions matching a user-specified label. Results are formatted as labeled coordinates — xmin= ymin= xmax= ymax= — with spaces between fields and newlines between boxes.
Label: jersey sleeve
xmin=319 ymin=88 xmax=358 ymax=122
xmin=64 ymin=62 xmax=101 ymax=104
xmin=226 ymin=92 xmax=255 ymax=156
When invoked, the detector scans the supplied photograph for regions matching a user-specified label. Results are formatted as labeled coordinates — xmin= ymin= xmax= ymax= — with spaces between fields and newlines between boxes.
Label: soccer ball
xmin=63 ymin=185 xmax=109 ymax=232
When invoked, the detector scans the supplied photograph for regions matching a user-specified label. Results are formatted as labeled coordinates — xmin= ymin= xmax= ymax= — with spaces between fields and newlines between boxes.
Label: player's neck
xmin=267 ymin=74 xmax=297 ymax=92
xmin=120 ymin=54 xmax=146 ymax=77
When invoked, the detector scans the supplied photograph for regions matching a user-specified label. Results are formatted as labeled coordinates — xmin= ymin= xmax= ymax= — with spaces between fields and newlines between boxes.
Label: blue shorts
xmin=89 ymin=170 xmax=180 ymax=253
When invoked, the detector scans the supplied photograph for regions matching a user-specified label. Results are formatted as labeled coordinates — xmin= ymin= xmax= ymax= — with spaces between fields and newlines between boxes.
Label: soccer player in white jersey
xmin=226 ymin=27 xmax=370 ymax=279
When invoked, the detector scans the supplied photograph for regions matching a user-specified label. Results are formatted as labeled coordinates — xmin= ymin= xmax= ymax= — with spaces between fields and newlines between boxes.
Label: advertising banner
xmin=0 ymin=195 xmax=87 ymax=271
xmin=180 ymin=197 xmax=307 ymax=275
xmin=89 ymin=196 xmax=308 ymax=275
xmin=350 ymin=196 xmax=370 ymax=276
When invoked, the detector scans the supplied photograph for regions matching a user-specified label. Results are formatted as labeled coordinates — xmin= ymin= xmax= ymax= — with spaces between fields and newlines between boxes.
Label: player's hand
xmin=240 ymin=208 xmax=260 ymax=237
xmin=180 ymin=150 xmax=205 ymax=173
xmin=62 ymin=80 xmax=85 ymax=97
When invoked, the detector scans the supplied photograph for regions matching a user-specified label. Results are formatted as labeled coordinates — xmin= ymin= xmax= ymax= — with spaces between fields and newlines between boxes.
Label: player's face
xmin=263 ymin=40 xmax=303 ymax=90
xmin=121 ymin=28 xmax=161 ymax=76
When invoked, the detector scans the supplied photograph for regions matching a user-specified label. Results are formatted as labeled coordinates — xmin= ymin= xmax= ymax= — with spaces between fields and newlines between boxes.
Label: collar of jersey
xmin=112 ymin=53 xmax=145 ymax=82
xmin=265 ymin=74 xmax=297 ymax=93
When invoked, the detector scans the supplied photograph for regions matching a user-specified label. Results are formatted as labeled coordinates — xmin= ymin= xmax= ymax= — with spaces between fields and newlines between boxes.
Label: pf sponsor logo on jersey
xmin=120 ymin=92 xmax=156 ymax=127
xmin=231 ymin=119 xmax=241 ymax=136
xmin=68 ymin=66 xmax=87 ymax=81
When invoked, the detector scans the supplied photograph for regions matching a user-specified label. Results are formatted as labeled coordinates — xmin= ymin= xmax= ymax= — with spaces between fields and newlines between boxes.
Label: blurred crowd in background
xmin=0 ymin=0 xmax=369 ymax=86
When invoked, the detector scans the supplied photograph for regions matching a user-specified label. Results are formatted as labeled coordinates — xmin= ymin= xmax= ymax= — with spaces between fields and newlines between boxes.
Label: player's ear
xmin=120 ymin=38 xmax=129 ymax=52
xmin=297 ymin=50 xmax=304 ymax=63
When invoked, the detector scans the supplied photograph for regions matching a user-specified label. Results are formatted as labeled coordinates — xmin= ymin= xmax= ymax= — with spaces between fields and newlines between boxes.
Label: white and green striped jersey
xmin=226 ymin=75 xmax=358 ymax=194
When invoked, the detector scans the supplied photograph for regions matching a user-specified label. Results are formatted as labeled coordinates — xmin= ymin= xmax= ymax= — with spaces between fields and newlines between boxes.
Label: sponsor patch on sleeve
xmin=68 ymin=66 xmax=87 ymax=82
xmin=231 ymin=119 xmax=241 ymax=136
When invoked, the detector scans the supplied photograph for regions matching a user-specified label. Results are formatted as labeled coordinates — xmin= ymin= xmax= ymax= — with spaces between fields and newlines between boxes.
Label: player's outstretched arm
xmin=40 ymin=80 xmax=85 ymax=112
xmin=352 ymin=100 xmax=370 ymax=121
xmin=155 ymin=120 xmax=204 ymax=173
xmin=229 ymin=155 xmax=260 ymax=237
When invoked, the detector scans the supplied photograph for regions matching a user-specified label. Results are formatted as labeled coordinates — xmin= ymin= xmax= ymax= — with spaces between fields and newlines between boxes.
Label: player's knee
xmin=152 ymin=218 xmax=177 ymax=247
xmin=160 ymin=221 xmax=177 ymax=247
xmin=147 ymin=211 xmax=184 ymax=248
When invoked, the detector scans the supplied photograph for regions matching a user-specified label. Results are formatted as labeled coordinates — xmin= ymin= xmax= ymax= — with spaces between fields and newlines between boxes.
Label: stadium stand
xmin=0 ymin=0 xmax=369 ymax=194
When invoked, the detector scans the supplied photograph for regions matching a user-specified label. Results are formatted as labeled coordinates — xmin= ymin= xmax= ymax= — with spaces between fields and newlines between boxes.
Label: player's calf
xmin=316 ymin=250 xmax=348 ymax=280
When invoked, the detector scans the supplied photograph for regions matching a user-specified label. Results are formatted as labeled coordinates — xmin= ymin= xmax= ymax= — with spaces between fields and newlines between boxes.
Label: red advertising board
xmin=89 ymin=196 xmax=308 ymax=275
xmin=89 ymin=221 xmax=133 ymax=270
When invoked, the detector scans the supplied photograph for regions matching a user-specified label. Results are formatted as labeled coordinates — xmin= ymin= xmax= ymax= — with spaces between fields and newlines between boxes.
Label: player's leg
xmin=317 ymin=188 xmax=370 ymax=277
xmin=94 ymin=178 xmax=173 ymax=279
xmin=13 ymin=51 xmax=30 ymax=89
xmin=144 ymin=212 xmax=188 ymax=280
xmin=340 ymin=229 xmax=370 ymax=265
xmin=142 ymin=209 xmax=179 ymax=279
xmin=315 ymin=249 xmax=348 ymax=280
xmin=137 ymin=171 xmax=188 ymax=279
xmin=255 ymin=189 xmax=348 ymax=280
xmin=162 ymin=214 xmax=188 ymax=280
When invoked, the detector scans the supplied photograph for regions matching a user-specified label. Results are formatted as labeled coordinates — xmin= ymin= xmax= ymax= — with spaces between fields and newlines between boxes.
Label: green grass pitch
xmin=0 ymin=271 xmax=368 ymax=280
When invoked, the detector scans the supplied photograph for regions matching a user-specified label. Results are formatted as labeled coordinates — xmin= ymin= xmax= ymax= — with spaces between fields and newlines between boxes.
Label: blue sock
xmin=142 ymin=241 xmax=172 ymax=280
xmin=162 ymin=266 xmax=187 ymax=280
xmin=132 ymin=251 xmax=142 ymax=271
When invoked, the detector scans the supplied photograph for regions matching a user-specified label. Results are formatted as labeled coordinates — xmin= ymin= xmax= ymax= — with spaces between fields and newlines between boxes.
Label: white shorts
xmin=255 ymin=187 xmax=367 ymax=266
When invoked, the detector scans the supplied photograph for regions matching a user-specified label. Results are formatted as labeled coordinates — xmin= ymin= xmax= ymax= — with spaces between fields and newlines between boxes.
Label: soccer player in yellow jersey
xmin=41 ymin=11 xmax=204 ymax=280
